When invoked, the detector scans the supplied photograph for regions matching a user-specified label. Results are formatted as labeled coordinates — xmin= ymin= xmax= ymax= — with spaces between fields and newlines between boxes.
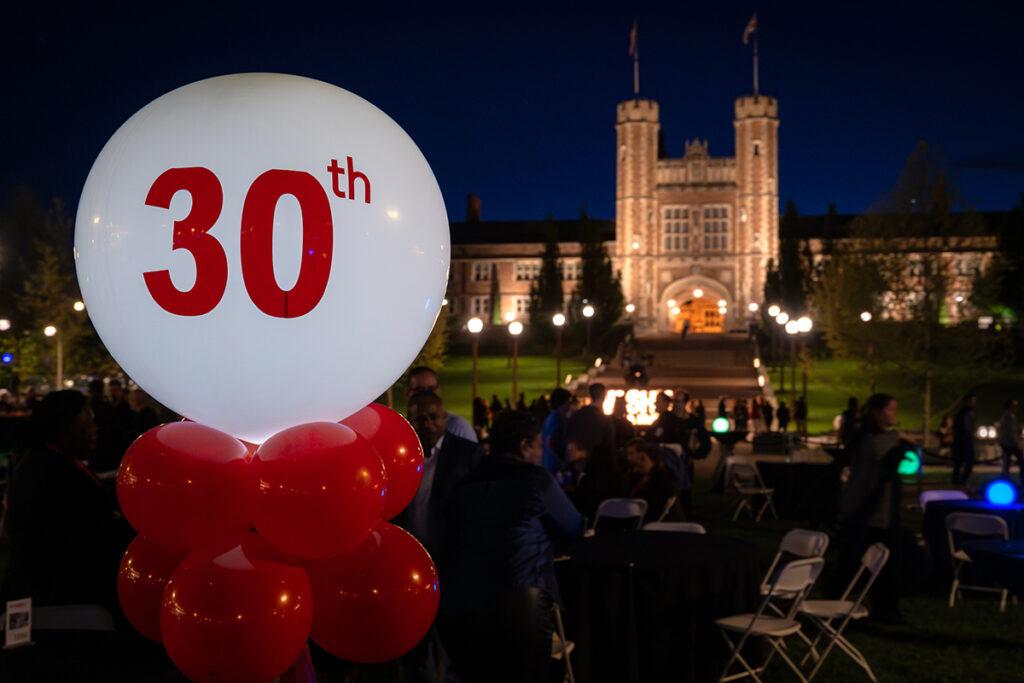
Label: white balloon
xmin=75 ymin=74 xmax=449 ymax=443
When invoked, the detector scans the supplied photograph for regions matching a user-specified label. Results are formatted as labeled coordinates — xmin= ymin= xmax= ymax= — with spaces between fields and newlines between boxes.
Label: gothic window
xmin=472 ymin=262 xmax=493 ymax=281
xmin=662 ymin=205 xmax=690 ymax=252
xmin=753 ymin=140 xmax=762 ymax=156
xmin=701 ymin=205 xmax=731 ymax=252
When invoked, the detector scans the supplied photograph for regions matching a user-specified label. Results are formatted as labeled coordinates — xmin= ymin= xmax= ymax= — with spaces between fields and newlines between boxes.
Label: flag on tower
xmin=743 ymin=13 xmax=757 ymax=45
xmin=629 ymin=20 xmax=638 ymax=56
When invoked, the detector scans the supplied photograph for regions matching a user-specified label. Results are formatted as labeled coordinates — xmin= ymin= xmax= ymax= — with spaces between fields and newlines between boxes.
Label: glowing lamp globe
xmin=986 ymin=480 xmax=1017 ymax=506
xmin=74 ymin=74 xmax=449 ymax=443
xmin=466 ymin=317 xmax=484 ymax=334
xmin=896 ymin=449 xmax=921 ymax=477
xmin=712 ymin=417 xmax=730 ymax=433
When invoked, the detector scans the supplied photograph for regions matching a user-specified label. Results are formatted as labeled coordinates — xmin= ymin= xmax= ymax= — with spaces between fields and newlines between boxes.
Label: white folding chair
xmin=726 ymin=459 xmax=777 ymax=522
xmin=760 ymin=529 xmax=829 ymax=615
xmin=946 ymin=512 xmax=1010 ymax=611
xmin=655 ymin=495 xmax=678 ymax=522
xmin=799 ymin=543 xmax=890 ymax=682
xmin=716 ymin=557 xmax=825 ymax=683
xmin=919 ymin=489 xmax=968 ymax=511
xmin=551 ymin=604 xmax=576 ymax=683
xmin=591 ymin=498 xmax=648 ymax=531
xmin=643 ymin=521 xmax=706 ymax=534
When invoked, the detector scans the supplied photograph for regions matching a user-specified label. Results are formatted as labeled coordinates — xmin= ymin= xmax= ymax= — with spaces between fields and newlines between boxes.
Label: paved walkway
xmin=596 ymin=332 xmax=763 ymax=402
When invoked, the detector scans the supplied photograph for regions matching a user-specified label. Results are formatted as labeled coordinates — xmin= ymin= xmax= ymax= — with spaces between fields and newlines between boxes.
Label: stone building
xmin=447 ymin=91 xmax=778 ymax=334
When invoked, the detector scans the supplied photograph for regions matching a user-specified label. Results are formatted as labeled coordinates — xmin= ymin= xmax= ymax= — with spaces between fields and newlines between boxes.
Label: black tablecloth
xmin=755 ymin=461 xmax=840 ymax=525
xmin=962 ymin=539 xmax=1024 ymax=599
xmin=921 ymin=500 xmax=1024 ymax=582
xmin=557 ymin=531 xmax=761 ymax=683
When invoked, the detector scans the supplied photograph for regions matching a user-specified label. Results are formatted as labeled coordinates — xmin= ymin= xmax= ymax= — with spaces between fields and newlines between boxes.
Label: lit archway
xmin=661 ymin=277 xmax=731 ymax=334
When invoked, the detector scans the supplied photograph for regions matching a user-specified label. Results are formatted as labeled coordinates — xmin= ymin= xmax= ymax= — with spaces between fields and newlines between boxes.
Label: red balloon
xmin=160 ymin=532 xmax=313 ymax=683
xmin=117 ymin=535 xmax=188 ymax=642
xmin=306 ymin=522 xmax=439 ymax=664
xmin=341 ymin=403 xmax=423 ymax=520
xmin=249 ymin=422 xmax=386 ymax=559
xmin=117 ymin=422 xmax=251 ymax=550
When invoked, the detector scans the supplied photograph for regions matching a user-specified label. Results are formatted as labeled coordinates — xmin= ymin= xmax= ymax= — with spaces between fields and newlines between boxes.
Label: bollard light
xmin=986 ymin=480 xmax=1017 ymax=506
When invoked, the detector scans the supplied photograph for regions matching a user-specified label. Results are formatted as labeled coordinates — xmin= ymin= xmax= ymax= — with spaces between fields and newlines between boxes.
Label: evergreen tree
xmin=528 ymin=217 xmax=564 ymax=337
xmin=778 ymin=199 xmax=807 ymax=315
xmin=570 ymin=209 xmax=624 ymax=344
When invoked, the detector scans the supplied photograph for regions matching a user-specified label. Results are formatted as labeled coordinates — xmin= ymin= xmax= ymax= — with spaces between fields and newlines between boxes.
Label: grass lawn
xmin=781 ymin=358 xmax=1024 ymax=438
xmin=694 ymin=471 xmax=1024 ymax=682
xmin=391 ymin=355 xmax=589 ymax=420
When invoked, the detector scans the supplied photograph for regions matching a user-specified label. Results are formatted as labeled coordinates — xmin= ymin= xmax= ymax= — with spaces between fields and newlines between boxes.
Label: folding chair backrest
xmin=593 ymin=498 xmax=648 ymax=530
xmin=643 ymin=521 xmax=706 ymax=534
xmin=779 ymin=528 xmax=829 ymax=557
xmin=762 ymin=528 xmax=829 ymax=588
xmin=920 ymin=489 xmax=968 ymax=511
xmin=768 ymin=556 xmax=825 ymax=597
xmin=839 ymin=542 xmax=891 ymax=603
xmin=656 ymin=496 xmax=678 ymax=522
xmin=946 ymin=512 xmax=1009 ymax=540
xmin=728 ymin=462 xmax=762 ymax=488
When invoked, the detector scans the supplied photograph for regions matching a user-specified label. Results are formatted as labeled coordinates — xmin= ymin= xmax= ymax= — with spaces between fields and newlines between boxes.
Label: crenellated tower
xmin=733 ymin=94 xmax=779 ymax=311
xmin=615 ymin=99 xmax=659 ymax=326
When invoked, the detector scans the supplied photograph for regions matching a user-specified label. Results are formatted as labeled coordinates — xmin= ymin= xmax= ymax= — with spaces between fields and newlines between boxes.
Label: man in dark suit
xmin=565 ymin=382 xmax=616 ymax=461
xmin=398 ymin=391 xmax=481 ymax=560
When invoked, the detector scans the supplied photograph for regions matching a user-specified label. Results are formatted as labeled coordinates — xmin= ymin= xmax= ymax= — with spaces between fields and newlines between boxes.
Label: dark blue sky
xmin=3 ymin=1 xmax=1021 ymax=223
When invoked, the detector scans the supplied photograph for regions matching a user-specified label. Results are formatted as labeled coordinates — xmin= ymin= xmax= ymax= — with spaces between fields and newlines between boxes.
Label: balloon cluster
xmin=116 ymin=404 xmax=437 ymax=682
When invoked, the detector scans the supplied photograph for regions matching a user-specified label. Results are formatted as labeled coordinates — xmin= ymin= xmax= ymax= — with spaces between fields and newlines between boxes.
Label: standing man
xmin=998 ymin=399 xmax=1023 ymax=485
xmin=795 ymin=396 xmax=808 ymax=438
xmin=406 ymin=366 xmax=477 ymax=443
xmin=952 ymin=394 xmax=976 ymax=487
xmin=399 ymin=391 xmax=481 ymax=558
xmin=565 ymin=383 xmax=616 ymax=461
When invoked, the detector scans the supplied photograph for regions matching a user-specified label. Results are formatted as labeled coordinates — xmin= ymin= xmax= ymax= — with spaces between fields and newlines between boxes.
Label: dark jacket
xmin=440 ymin=453 xmax=585 ymax=616
xmin=394 ymin=431 xmax=481 ymax=560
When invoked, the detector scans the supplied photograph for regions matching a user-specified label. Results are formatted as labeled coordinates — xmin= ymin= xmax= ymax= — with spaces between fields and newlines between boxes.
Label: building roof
xmin=450 ymin=218 xmax=615 ymax=245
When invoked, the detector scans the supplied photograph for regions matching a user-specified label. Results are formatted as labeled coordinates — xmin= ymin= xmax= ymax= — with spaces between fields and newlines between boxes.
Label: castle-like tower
xmin=615 ymin=94 xmax=779 ymax=333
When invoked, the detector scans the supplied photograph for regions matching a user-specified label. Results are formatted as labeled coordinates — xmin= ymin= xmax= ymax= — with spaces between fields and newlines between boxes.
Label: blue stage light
xmin=0 ymin=353 xmax=12 ymax=364
xmin=985 ymin=480 xmax=1016 ymax=506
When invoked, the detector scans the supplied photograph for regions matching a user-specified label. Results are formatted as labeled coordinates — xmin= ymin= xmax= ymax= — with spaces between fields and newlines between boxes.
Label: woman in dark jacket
xmin=838 ymin=393 xmax=910 ymax=622
xmin=625 ymin=439 xmax=683 ymax=523
xmin=439 ymin=411 xmax=586 ymax=683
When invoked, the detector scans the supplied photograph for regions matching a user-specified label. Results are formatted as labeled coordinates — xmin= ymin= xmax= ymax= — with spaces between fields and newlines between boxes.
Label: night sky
xmin=3 ymin=1 xmax=1022 ymax=224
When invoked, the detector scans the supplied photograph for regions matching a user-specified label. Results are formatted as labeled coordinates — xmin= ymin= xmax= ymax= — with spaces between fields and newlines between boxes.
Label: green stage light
xmin=712 ymin=417 xmax=730 ymax=433
xmin=897 ymin=449 xmax=920 ymax=476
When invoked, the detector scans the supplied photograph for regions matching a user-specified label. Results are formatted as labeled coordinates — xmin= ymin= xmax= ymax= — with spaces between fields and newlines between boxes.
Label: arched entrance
xmin=662 ymin=277 xmax=731 ymax=334
xmin=672 ymin=298 xmax=723 ymax=334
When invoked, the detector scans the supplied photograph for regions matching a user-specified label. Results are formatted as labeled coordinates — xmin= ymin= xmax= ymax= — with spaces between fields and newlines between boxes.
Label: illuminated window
xmin=701 ymin=206 xmax=731 ymax=252
xmin=515 ymin=297 xmax=530 ymax=316
xmin=515 ymin=261 xmax=540 ymax=281
xmin=662 ymin=205 xmax=690 ymax=252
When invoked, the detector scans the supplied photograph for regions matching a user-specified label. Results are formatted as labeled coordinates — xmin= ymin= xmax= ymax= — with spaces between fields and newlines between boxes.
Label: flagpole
xmin=634 ymin=48 xmax=640 ymax=97
xmin=633 ymin=22 xmax=640 ymax=98
xmin=753 ymin=23 xmax=759 ymax=95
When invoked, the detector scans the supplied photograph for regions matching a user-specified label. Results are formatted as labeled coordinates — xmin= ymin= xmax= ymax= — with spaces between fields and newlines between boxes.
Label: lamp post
xmin=508 ymin=321 xmax=523 ymax=401
xmin=552 ymin=312 xmax=566 ymax=386
xmin=44 ymin=324 xmax=62 ymax=390
xmin=784 ymin=319 xmax=798 ymax=412
xmin=467 ymin=317 xmax=484 ymax=405
xmin=774 ymin=310 xmax=789 ymax=392
xmin=796 ymin=316 xmax=813 ymax=404
xmin=582 ymin=304 xmax=595 ymax=355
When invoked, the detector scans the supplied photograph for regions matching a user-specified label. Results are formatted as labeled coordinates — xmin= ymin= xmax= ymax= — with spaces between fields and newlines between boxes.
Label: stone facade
xmin=614 ymin=94 xmax=778 ymax=334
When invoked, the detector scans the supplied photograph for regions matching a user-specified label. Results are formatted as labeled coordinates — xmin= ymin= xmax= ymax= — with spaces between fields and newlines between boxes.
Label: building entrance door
xmin=672 ymin=299 xmax=723 ymax=334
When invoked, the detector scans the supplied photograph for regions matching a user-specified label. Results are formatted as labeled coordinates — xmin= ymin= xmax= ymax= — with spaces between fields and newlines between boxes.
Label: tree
xmin=527 ymin=217 xmax=564 ymax=338
xmin=569 ymin=210 xmax=623 ymax=345
xmin=409 ymin=301 xmax=450 ymax=372
xmin=777 ymin=200 xmax=809 ymax=315
xmin=815 ymin=141 xmax=1009 ymax=444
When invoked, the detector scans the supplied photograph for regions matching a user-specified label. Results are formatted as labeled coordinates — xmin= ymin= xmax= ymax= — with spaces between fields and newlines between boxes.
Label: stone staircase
xmin=597 ymin=332 xmax=763 ymax=402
